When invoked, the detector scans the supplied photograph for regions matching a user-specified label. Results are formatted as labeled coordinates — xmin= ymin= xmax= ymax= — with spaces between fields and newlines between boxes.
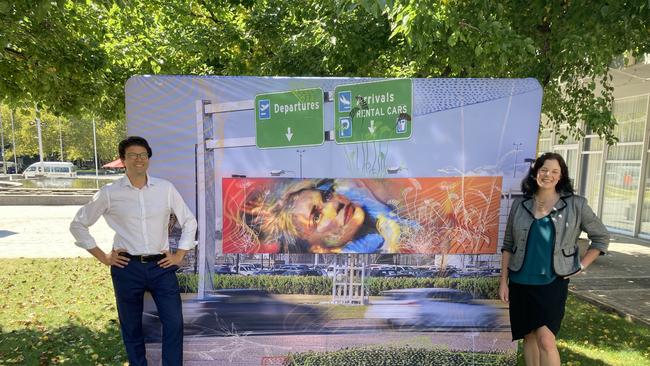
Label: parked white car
xmin=22 ymin=162 xmax=77 ymax=178
xmin=232 ymin=264 xmax=257 ymax=276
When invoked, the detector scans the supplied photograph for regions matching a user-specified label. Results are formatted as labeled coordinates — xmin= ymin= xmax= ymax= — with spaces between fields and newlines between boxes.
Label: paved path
xmin=0 ymin=205 xmax=113 ymax=257
xmin=570 ymin=236 xmax=650 ymax=325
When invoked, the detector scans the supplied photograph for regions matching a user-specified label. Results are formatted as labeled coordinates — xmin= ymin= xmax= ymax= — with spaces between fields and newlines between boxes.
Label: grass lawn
xmin=0 ymin=259 xmax=125 ymax=365
xmin=517 ymin=295 xmax=650 ymax=366
xmin=0 ymin=258 xmax=648 ymax=366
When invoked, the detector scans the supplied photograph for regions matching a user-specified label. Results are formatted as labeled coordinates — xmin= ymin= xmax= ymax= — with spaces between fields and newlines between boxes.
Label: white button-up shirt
xmin=70 ymin=175 xmax=197 ymax=255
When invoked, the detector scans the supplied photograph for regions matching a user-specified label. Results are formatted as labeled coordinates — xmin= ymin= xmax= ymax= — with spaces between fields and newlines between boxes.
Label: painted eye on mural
xmin=320 ymin=188 xmax=334 ymax=202
xmin=312 ymin=210 xmax=322 ymax=225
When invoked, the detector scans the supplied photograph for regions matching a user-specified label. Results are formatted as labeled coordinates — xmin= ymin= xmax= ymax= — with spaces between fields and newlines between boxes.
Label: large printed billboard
xmin=126 ymin=76 xmax=542 ymax=364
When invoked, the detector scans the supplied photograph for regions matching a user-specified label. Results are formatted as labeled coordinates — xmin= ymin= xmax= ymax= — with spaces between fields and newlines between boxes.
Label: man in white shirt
xmin=70 ymin=136 xmax=197 ymax=365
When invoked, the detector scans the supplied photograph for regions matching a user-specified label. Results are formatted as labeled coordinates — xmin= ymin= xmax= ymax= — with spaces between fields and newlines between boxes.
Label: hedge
xmin=177 ymin=274 xmax=499 ymax=299
xmin=284 ymin=347 xmax=516 ymax=366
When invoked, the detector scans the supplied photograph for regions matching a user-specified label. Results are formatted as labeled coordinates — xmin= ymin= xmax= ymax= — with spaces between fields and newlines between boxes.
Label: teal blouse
xmin=509 ymin=215 xmax=557 ymax=285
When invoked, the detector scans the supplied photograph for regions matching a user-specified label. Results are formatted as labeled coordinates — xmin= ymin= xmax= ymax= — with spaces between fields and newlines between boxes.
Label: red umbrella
xmin=102 ymin=159 xmax=124 ymax=169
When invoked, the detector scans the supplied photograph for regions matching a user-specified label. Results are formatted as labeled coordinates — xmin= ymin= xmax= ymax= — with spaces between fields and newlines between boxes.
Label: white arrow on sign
xmin=285 ymin=127 xmax=293 ymax=141
xmin=368 ymin=120 xmax=376 ymax=134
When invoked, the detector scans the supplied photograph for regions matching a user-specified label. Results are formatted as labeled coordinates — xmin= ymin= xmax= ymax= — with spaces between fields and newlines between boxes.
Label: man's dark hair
xmin=521 ymin=152 xmax=574 ymax=197
xmin=118 ymin=136 xmax=152 ymax=159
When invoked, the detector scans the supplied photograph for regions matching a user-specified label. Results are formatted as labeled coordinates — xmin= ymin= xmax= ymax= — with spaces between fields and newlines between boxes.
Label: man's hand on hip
xmin=106 ymin=249 xmax=130 ymax=268
xmin=158 ymin=250 xmax=186 ymax=268
xmin=87 ymin=247 xmax=129 ymax=267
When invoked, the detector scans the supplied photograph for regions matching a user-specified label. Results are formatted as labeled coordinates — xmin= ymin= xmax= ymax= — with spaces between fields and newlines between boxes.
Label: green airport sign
xmin=334 ymin=79 xmax=413 ymax=144
xmin=255 ymin=88 xmax=324 ymax=149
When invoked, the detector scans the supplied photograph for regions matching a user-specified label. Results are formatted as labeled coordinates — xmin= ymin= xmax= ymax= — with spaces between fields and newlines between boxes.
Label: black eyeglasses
xmin=125 ymin=152 xmax=149 ymax=160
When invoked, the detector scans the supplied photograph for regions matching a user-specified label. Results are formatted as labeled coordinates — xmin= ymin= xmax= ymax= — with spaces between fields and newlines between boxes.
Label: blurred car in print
xmin=231 ymin=263 xmax=257 ymax=275
xmin=366 ymin=288 xmax=498 ymax=329
xmin=388 ymin=271 xmax=416 ymax=278
xmin=281 ymin=269 xmax=322 ymax=276
xmin=278 ymin=264 xmax=310 ymax=271
xmin=253 ymin=268 xmax=286 ymax=276
xmin=415 ymin=267 xmax=460 ymax=278
xmin=143 ymin=289 xmax=324 ymax=341
xmin=368 ymin=269 xmax=398 ymax=277
xmin=214 ymin=265 xmax=236 ymax=275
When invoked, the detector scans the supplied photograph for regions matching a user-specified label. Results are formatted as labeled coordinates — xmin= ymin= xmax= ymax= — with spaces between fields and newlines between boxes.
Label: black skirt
xmin=508 ymin=277 xmax=569 ymax=341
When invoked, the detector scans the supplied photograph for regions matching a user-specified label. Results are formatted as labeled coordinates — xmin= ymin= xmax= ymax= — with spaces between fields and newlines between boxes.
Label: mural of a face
xmin=289 ymin=188 xmax=365 ymax=250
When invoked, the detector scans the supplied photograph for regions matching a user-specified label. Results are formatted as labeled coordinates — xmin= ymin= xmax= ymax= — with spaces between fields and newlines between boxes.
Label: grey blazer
xmin=502 ymin=193 xmax=609 ymax=277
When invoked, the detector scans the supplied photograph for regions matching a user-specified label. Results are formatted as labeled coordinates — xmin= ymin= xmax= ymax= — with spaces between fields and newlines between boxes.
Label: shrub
xmin=177 ymin=272 xmax=198 ymax=292
xmin=177 ymin=274 xmax=499 ymax=299
xmin=284 ymin=347 xmax=516 ymax=366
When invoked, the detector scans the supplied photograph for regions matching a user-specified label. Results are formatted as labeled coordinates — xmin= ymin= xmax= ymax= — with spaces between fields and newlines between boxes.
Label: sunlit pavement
xmin=570 ymin=236 xmax=650 ymax=326
xmin=0 ymin=205 xmax=113 ymax=258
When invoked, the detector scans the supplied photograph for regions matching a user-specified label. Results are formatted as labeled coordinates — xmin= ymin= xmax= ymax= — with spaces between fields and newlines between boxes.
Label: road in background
xmin=0 ymin=205 xmax=113 ymax=258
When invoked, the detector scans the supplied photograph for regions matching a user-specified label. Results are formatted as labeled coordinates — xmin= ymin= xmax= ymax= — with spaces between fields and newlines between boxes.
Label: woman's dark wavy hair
xmin=521 ymin=152 xmax=574 ymax=197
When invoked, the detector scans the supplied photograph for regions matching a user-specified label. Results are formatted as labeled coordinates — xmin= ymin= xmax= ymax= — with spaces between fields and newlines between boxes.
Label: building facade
xmin=539 ymin=59 xmax=650 ymax=239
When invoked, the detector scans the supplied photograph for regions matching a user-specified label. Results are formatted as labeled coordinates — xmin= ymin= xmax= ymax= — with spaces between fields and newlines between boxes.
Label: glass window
xmin=538 ymin=139 xmax=552 ymax=154
xmin=583 ymin=137 xmax=604 ymax=152
xmin=601 ymin=95 xmax=648 ymax=235
xmin=553 ymin=148 xmax=579 ymax=187
xmin=557 ymin=125 xmax=579 ymax=145
xmin=601 ymin=162 xmax=640 ymax=234
xmin=539 ymin=127 xmax=552 ymax=139
xmin=640 ymin=152 xmax=650 ymax=236
xmin=612 ymin=95 xmax=648 ymax=143
xmin=607 ymin=144 xmax=643 ymax=161
xmin=580 ymin=153 xmax=603 ymax=210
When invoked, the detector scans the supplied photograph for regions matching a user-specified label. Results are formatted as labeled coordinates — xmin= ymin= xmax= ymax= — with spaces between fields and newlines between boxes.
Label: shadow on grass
xmin=0 ymin=321 xmax=126 ymax=366
xmin=562 ymin=295 xmax=650 ymax=356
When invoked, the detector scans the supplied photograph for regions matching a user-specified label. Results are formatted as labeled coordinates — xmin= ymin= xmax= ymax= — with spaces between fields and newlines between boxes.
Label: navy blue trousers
xmin=111 ymin=261 xmax=183 ymax=366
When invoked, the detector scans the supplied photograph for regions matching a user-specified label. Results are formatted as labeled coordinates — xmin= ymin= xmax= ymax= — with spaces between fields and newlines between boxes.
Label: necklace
xmin=534 ymin=194 xmax=559 ymax=213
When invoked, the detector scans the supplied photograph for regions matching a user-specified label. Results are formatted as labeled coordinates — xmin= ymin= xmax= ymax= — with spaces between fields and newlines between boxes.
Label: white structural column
xmin=10 ymin=110 xmax=17 ymax=170
xmin=59 ymin=119 xmax=63 ymax=161
xmin=34 ymin=104 xmax=44 ymax=172
xmin=195 ymin=100 xmax=217 ymax=299
xmin=0 ymin=110 xmax=5 ymax=174
xmin=92 ymin=118 xmax=99 ymax=180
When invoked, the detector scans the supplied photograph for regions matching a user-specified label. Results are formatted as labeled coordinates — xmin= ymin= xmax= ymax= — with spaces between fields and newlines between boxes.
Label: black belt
xmin=120 ymin=253 xmax=166 ymax=263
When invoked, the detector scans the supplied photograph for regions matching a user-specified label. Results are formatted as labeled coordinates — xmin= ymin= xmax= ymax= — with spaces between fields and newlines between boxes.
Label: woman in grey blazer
xmin=499 ymin=152 xmax=609 ymax=366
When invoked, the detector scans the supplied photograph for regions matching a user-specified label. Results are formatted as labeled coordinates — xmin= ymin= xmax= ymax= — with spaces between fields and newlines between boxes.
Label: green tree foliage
xmin=2 ymin=0 xmax=649 ymax=148
xmin=0 ymin=0 xmax=122 ymax=120
xmin=369 ymin=0 xmax=650 ymax=143
xmin=0 ymin=105 xmax=122 ymax=163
